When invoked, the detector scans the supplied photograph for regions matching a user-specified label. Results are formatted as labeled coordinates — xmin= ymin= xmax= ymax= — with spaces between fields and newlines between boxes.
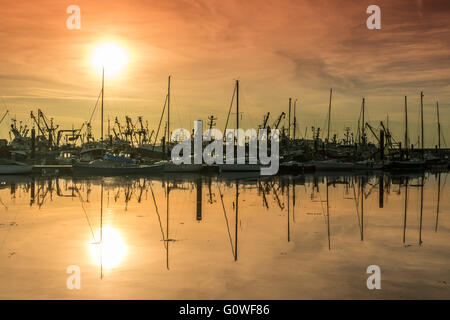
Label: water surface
xmin=0 ymin=172 xmax=449 ymax=299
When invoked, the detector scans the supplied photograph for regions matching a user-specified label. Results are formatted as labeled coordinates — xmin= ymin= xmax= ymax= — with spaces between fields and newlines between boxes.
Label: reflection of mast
xmin=149 ymin=182 xmax=170 ymax=270
xmin=435 ymin=173 xmax=441 ymax=232
xmin=166 ymin=184 xmax=170 ymax=269
xmin=326 ymin=177 xmax=331 ymax=251
xmin=196 ymin=178 xmax=202 ymax=221
xmin=379 ymin=175 xmax=384 ymax=208
xmin=218 ymin=183 xmax=235 ymax=259
xmin=403 ymin=178 xmax=408 ymax=244
xmin=100 ymin=182 xmax=103 ymax=279
xmin=419 ymin=175 xmax=424 ymax=246
xmin=30 ymin=177 xmax=35 ymax=206
xmin=287 ymin=179 xmax=290 ymax=242
xmin=293 ymin=181 xmax=296 ymax=223
xmin=360 ymin=177 xmax=364 ymax=241
xmin=235 ymin=181 xmax=239 ymax=261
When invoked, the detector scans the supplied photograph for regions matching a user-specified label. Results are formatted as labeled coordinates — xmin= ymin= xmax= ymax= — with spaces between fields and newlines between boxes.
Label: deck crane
xmin=260 ymin=112 xmax=270 ymax=129
xmin=115 ymin=117 xmax=125 ymax=140
xmin=365 ymin=122 xmax=380 ymax=144
xmin=37 ymin=109 xmax=58 ymax=146
xmin=0 ymin=110 xmax=9 ymax=126
xmin=272 ymin=112 xmax=286 ymax=130
xmin=56 ymin=129 xmax=82 ymax=146
xmin=136 ymin=116 xmax=148 ymax=144
xmin=124 ymin=116 xmax=135 ymax=145
xmin=30 ymin=111 xmax=46 ymax=138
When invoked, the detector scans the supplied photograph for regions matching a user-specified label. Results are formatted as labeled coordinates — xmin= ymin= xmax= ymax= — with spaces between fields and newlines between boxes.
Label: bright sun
xmin=91 ymin=42 xmax=128 ymax=77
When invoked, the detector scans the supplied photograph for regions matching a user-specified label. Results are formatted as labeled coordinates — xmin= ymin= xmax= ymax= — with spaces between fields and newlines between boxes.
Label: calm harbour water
xmin=0 ymin=172 xmax=449 ymax=299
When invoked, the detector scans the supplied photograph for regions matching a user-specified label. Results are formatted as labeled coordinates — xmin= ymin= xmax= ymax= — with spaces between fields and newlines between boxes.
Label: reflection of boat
xmin=0 ymin=159 xmax=32 ymax=174
xmin=219 ymin=163 xmax=261 ymax=173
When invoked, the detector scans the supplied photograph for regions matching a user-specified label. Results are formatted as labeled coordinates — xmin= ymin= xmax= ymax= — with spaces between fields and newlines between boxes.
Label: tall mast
xmin=288 ymin=98 xmax=292 ymax=139
xmin=101 ymin=66 xmax=104 ymax=143
xmin=236 ymin=80 xmax=239 ymax=129
xmin=362 ymin=97 xmax=366 ymax=144
xmin=293 ymin=99 xmax=297 ymax=140
xmin=420 ymin=91 xmax=424 ymax=159
xmin=167 ymin=76 xmax=171 ymax=144
xmin=327 ymin=88 xmax=332 ymax=142
xmin=436 ymin=101 xmax=441 ymax=152
xmin=404 ymin=96 xmax=409 ymax=160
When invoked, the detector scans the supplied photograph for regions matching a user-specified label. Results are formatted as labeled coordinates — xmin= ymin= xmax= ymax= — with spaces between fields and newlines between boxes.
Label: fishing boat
xmin=309 ymin=159 xmax=354 ymax=171
xmin=0 ymin=159 xmax=33 ymax=174
xmin=153 ymin=160 xmax=203 ymax=173
xmin=279 ymin=161 xmax=315 ymax=174
xmin=384 ymin=159 xmax=426 ymax=171
xmin=353 ymin=160 xmax=383 ymax=170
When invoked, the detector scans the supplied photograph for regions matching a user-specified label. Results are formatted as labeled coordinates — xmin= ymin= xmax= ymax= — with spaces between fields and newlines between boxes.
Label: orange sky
xmin=0 ymin=0 xmax=449 ymax=147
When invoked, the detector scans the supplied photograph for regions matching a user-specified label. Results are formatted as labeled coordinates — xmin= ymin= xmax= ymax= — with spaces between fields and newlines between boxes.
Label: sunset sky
xmin=1 ymin=0 xmax=449 ymax=147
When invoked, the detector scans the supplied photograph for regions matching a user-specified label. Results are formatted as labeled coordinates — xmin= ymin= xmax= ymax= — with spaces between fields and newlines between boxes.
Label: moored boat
xmin=0 ymin=159 xmax=33 ymax=174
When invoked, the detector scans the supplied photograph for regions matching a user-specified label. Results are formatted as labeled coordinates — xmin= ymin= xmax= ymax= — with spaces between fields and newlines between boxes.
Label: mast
xmin=101 ymin=66 xmax=104 ymax=143
xmin=288 ymin=98 xmax=292 ymax=139
xmin=362 ymin=98 xmax=365 ymax=145
xmin=327 ymin=88 xmax=332 ymax=142
xmin=437 ymin=101 xmax=441 ymax=152
xmin=236 ymin=80 xmax=239 ymax=130
xmin=420 ymin=91 xmax=424 ymax=159
xmin=107 ymin=116 xmax=110 ymax=140
xmin=293 ymin=99 xmax=297 ymax=140
xmin=167 ymin=76 xmax=171 ymax=148
xmin=404 ymin=96 xmax=409 ymax=160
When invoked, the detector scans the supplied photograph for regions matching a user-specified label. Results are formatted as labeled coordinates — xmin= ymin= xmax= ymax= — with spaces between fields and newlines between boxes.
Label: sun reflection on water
xmin=89 ymin=226 xmax=128 ymax=270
